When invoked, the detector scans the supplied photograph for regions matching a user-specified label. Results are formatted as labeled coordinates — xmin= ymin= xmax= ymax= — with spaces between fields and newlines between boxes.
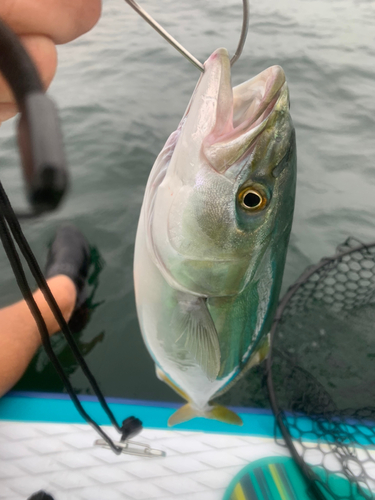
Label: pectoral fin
xmin=172 ymin=296 xmax=221 ymax=381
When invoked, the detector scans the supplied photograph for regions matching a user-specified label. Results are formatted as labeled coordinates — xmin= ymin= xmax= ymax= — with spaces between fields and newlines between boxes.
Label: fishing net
xmin=267 ymin=238 xmax=375 ymax=500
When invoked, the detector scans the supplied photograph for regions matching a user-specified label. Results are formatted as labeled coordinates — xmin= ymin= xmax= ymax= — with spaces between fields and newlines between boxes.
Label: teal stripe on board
xmin=223 ymin=457 xmax=313 ymax=500
xmin=0 ymin=393 xmax=276 ymax=436
xmin=263 ymin=464 xmax=283 ymax=499
xmin=3 ymin=392 xmax=372 ymax=445
xmin=255 ymin=466 xmax=273 ymax=499
xmin=277 ymin=463 xmax=297 ymax=500
xmin=240 ymin=472 xmax=258 ymax=499
xmin=223 ymin=456 xmax=374 ymax=500
xmin=249 ymin=469 xmax=265 ymax=500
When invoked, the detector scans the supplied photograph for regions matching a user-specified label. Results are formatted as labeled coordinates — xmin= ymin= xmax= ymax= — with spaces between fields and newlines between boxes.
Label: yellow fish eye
xmin=238 ymin=187 xmax=267 ymax=211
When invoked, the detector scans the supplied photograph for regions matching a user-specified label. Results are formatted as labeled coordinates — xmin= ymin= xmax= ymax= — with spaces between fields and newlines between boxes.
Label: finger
xmin=0 ymin=34 xmax=57 ymax=122
xmin=0 ymin=103 xmax=17 ymax=123
xmin=1 ymin=0 xmax=102 ymax=44
xmin=0 ymin=34 xmax=57 ymax=102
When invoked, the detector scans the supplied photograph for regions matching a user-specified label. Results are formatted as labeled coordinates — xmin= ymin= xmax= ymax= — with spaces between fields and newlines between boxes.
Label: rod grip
xmin=17 ymin=92 xmax=68 ymax=211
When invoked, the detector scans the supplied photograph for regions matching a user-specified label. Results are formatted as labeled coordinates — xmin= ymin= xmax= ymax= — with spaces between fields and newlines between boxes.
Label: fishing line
xmin=0 ymin=17 xmax=142 ymax=452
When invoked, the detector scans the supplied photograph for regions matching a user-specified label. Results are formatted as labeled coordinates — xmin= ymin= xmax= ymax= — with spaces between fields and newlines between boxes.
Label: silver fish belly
xmin=134 ymin=48 xmax=296 ymax=426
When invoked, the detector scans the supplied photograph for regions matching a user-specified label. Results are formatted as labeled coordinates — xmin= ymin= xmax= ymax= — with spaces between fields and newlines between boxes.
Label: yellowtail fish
xmin=134 ymin=48 xmax=296 ymax=426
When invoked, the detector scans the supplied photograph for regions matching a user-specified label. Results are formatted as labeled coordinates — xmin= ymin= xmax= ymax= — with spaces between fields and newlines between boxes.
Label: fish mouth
xmin=201 ymin=49 xmax=288 ymax=172
xmin=232 ymin=65 xmax=286 ymax=139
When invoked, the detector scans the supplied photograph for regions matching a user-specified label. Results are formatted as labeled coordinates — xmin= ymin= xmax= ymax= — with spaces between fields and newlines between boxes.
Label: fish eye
xmin=238 ymin=187 xmax=267 ymax=211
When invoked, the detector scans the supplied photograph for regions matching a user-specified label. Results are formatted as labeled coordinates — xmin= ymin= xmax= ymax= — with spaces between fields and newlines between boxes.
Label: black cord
xmin=0 ymin=183 xmax=131 ymax=454
xmin=0 ymin=186 xmax=122 ymax=432
xmin=0 ymin=15 xmax=142 ymax=452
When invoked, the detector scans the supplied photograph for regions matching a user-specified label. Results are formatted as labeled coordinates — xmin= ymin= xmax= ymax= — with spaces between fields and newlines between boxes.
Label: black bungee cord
xmin=0 ymin=17 xmax=142 ymax=452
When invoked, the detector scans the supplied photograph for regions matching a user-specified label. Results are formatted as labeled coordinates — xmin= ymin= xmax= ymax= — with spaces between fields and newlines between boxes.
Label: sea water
xmin=0 ymin=0 xmax=374 ymax=405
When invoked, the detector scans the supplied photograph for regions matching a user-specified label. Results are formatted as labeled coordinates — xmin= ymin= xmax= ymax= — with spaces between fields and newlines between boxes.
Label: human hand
xmin=0 ymin=0 xmax=102 ymax=122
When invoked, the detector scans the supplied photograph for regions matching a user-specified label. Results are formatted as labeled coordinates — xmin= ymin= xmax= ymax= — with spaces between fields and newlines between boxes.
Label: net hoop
xmin=266 ymin=239 xmax=375 ymax=500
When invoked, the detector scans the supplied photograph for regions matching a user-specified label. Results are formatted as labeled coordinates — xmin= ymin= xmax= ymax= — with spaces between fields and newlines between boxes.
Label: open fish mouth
xmin=232 ymin=65 xmax=286 ymax=138
xmin=194 ymin=48 xmax=289 ymax=172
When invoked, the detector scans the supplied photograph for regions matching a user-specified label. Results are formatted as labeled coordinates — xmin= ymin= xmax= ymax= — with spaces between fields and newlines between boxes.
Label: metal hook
xmin=124 ymin=0 xmax=250 ymax=72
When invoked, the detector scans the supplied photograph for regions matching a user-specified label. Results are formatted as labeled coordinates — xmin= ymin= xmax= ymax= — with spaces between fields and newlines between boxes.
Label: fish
xmin=133 ymin=47 xmax=296 ymax=426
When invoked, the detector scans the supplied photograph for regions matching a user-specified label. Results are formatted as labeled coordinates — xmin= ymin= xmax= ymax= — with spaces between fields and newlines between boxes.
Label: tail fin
xmin=168 ymin=403 xmax=243 ymax=427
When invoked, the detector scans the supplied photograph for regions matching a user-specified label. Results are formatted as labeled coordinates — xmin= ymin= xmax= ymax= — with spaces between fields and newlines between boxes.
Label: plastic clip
xmin=94 ymin=438 xmax=166 ymax=458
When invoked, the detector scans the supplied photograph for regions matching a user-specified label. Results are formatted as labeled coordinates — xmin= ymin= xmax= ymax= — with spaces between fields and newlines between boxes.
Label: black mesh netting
xmin=267 ymin=238 xmax=375 ymax=500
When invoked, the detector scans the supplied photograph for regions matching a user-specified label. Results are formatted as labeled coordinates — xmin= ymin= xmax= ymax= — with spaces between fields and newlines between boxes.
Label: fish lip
xmin=172 ymin=49 xmax=288 ymax=174
xmin=225 ymin=64 xmax=287 ymax=140
xmin=202 ymin=63 xmax=288 ymax=172
xmin=231 ymin=65 xmax=287 ymax=137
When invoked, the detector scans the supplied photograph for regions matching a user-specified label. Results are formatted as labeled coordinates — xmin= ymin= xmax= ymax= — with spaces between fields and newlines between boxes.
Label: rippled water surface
xmin=0 ymin=0 xmax=374 ymax=405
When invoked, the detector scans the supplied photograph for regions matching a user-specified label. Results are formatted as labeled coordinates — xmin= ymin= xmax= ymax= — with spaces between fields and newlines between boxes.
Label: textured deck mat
xmin=0 ymin=421 xmax=290 ymax=500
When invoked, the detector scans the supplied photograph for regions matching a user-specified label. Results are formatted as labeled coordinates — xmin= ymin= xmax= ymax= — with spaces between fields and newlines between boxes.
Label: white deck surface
xmin=0 ymin=421 xmax=289 ymax=500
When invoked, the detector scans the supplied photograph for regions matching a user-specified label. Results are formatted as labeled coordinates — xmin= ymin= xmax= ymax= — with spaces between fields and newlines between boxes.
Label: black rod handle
xmin=0 ymin=18 xmax=68 ymax=212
